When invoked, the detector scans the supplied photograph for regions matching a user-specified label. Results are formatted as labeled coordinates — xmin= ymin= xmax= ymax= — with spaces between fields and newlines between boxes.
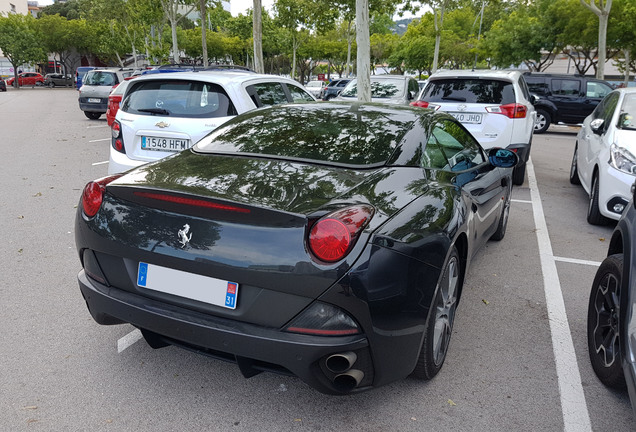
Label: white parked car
xmin=305 ymin=80 xmax=326 ymax=98
xmin=335 ymin=75 xmax=420 ymax=105
xmin=109 ymin=71 xmax=315 ymax=174
xmin=412 ymin=70 xmax=536 ymax=185
xmin=570 ymin=87 xmax=636 ymax=224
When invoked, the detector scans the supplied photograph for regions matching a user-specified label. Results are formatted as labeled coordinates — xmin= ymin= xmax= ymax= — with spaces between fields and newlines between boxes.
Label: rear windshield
xmin=421 ymin=79 xmax=515 ymax=104
xmin=121 ymin=80 xmax=238 ymax=119
xmin=194 ymin=103 xmax=415 ymax=166
xmin=84 ymin=71 xmax=117 ymax=86
xmin=340 ymin=78 xmax=406 ymax=99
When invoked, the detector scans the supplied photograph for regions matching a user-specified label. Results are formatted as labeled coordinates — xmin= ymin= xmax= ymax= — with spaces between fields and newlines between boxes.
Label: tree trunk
xmin=291 ymin=32 xmax=298 ymax=80
xmin=253 ymin=0 xmax=264 ymax=73
xmin=356 ymin=0 xmax=370 ymax=102
xmin=432 ymin=0 xmax=447 ymax=73
xmin=579 ymin=0 xmax=613 ymax=80
xmin=597 ymin=11 xmax=608 ymax=79
xmin=200 ymin=0 xmax=208 ymax=67
xmin=171 ymin=18 xmax=179 ymax=63
xmin=346 ymin=20 xmax=353 ymax=78
xmin=624 ymin=49 xmax=631 ymax=87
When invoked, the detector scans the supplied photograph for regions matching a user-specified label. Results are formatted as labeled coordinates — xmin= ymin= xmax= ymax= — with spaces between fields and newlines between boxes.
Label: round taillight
xmin=81 ymin=174 xmax=123 ymax=217
xmin=82 ymin=182 xmax=104 ymax=217
xmin=114 ymin=139 xmax=124 ymax=151
xmin=111 ymin=120 xmax=121 ymax=138
xmin=308 ymin=205 xmax=374 ymax=263
xmin=309 ymin=219 xmax=351 ymax=262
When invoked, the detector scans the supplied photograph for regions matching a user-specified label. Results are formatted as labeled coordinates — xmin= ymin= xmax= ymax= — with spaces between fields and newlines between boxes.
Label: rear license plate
xmin=88 ymin=98 xmax=100 ymax=103
xmin=141 ymin=136 xmax=190 ymax=152
xmin=449 ymin=112 xmax=483 ymax=124
xmin=137 ymin=262 xmax=238 ymax=309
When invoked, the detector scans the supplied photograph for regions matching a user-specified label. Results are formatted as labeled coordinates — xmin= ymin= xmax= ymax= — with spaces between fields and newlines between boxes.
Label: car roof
xmin=429 ymin=69 xmax=522 ymax=81
xmin=127 ymin=70 xmax=303 ymax=86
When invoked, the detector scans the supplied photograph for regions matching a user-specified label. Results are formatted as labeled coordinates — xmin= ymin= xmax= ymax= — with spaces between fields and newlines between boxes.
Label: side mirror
xmin=488 ymin=148 xmax=518 ymax=168
xmin=530 ymin=94 xmax=539 ymax=104
xmin=590 ymin=118 xmax=605 ymax=135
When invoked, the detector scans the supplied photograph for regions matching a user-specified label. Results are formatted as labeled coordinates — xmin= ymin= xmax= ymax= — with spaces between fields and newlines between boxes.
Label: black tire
xmin=534 ymin=109 xmax=551 ymax=134
xmin=587 ymin=173 xmax=609 ymax=225
xmin=84 ymin=111 xmax=101 ymax=120
xmin=587 ymin=254 xmax=626 ymax=389
xmin=48 ymin=82 xmax=55 ymax=88
xmin=569 ymin=144 xmax=581 ymax=185
xmin=325 ymin=94 xmax=335 ymax=101
xmin=490 ymin=183 xmax=512 ymax=241
xmin=412 ymin=246 xmax=461 ymax=379
xmin=512 ymin=162 xmax=526 ymax=186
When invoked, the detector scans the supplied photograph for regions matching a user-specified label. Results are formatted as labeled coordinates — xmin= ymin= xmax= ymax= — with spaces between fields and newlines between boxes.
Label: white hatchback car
xmin=413 ymin=70 xmax=536 ymax=185
xmin=109 ymin=71 xmax=315 ymax=174
xmin=570 ymin=87 xmax=636 ymax=224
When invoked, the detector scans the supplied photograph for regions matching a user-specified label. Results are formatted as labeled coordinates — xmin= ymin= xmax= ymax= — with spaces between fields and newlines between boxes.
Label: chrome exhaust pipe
xmin=333 ymin=369 xmax=364 ymax=392
xmin=325 ymin=351 xmax=358 ymax=374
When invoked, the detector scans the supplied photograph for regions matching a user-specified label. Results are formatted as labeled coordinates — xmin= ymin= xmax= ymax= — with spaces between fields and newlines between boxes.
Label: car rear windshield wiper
xmin=138 ymin=108 xmax=171 ymax=115
xmin=441 ymin=96 xmax=467 ymax=102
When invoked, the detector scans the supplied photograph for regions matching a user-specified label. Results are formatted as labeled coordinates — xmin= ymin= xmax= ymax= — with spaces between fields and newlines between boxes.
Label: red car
xmin=6 ymin=72 xmax=44 ymax=87
xmin=106 ymin=77 xmax=135 ymax=126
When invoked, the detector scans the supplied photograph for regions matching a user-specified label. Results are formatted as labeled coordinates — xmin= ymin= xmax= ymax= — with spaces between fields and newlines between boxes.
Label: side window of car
xmin=600 ymin=93 xmax=619 ymax=124
xmin=551 ymin=79 xmax=581 ymax=97
xmin=423 ymin=120 xmax=485 ymax=171
xmin=247 ymin=82 xmax=289 ymax=107
xmin=408 ymin=79 xmax=419 ymax=98
xmin=586 ymin=81 xmax=613 ymax=99
xmin=286 ymin=84 xmax=314 ymax=102
xmin=518 ymin=76 xmax=532 ymax=101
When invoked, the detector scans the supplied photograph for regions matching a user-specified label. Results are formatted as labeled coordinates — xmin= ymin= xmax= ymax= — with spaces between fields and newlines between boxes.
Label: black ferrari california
xmin=75 ymin=102 xmax=517 ymax=394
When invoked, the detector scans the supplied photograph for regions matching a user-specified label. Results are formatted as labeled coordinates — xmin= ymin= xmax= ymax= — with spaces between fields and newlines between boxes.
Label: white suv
xmin=413 ymin=70 xmax=536 ymax=185
xmin=109 ymin=71 xmax=315 ymax=174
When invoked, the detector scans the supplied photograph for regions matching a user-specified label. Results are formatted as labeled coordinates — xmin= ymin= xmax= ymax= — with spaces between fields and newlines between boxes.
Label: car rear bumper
xmin=506 ymin=142 xmax=531 ymax=163
xmin=108 ymin=146 xmax=149 ymax=174
xmin=79 ymin=98 xmax=108 ymax=112
xmin=78 ymin=270 xmax=377 ymax=394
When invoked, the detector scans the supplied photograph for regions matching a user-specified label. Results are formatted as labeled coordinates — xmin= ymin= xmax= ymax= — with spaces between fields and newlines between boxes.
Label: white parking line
xmin=527 ymin=158 xmax=592 ymax=432
xmin=89 ymin=138 xmax=110 ymax=143
xmin=91 ymin=161 xmax=108 ymax=166
xmin=554 ymin=256 xmax=602 ymax=267
xmin=511 ymin=198 xmax=532 ymax=204
xmin=117 ymin=329 xmax=143 ymax=353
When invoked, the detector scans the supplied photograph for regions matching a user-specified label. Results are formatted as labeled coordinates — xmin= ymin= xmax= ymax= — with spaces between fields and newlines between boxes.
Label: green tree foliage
xmin=0 ymin=13 xmax=47 ymax=87
xmin=39 ymin=0 xmax=82 ymax=20
xmin=482 ymin=8 xmax=557 ymax=71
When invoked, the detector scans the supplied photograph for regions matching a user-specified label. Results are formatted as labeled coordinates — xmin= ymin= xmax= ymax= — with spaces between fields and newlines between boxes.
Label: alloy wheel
xmin=432 ymin=256 xmax=459 ymax=366
xmin=590 ymin=271 xmax=620 ymax=368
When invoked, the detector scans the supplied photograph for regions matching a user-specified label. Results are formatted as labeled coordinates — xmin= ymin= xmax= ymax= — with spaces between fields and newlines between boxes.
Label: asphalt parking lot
xmin=1 ymin=87 xmax=633 ymax=431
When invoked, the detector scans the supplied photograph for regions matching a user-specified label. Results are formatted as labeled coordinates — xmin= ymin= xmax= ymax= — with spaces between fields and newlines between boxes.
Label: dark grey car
xmin=588 ymin=182 xmax=636 ymax=414
xmin=320 ymin=79 xmax=351 ymax=100
xmin=44 ymin=73 xmax=73 ymax=88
